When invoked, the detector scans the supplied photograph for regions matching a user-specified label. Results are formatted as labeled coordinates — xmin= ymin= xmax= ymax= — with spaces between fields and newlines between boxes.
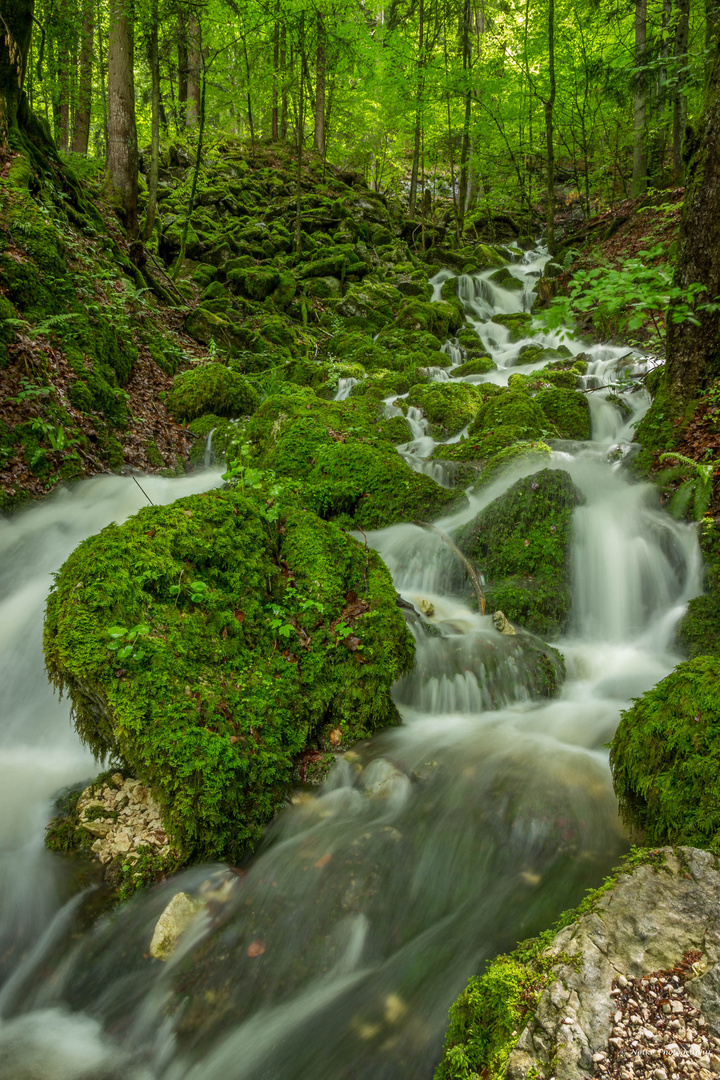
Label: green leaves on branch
xmin=657 ymin=453 xmax=719 ymax=521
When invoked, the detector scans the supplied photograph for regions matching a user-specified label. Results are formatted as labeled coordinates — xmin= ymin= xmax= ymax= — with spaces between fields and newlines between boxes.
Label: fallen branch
xmin=412 ymin=520 xmax=486 ymax=615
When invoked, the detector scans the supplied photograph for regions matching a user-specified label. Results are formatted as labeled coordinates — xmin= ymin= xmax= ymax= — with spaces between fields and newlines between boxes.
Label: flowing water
xmin=0 ymin=250 xmax=702 ymax=1080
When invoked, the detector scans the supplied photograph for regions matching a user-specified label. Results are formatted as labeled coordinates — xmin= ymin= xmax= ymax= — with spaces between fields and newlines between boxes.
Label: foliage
xmin=609 ymin=657 xmax=720 ymax=849
xmin=676 ymin=519 xmax=720 ymax=659
xmin=656 ymin=452 xmax=719 ymax=520
xmin=44 ymin=487 xmax=415 ymax=863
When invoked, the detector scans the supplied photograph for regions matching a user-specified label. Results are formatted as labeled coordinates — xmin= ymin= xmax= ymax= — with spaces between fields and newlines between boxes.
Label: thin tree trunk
xmin=647 ymin=0 xmax=671 ymax=183
xmin=186 ymin=10 xmax=201 ymax=128
xmin=143 ymin=0 xmax=160 ymax=241
xmin=545 ymin=0 xmax=556 ymax=251
xmin=97 ymin=0 xmax=108 ymax=157
xmin=457 ymin=0 xmax=472 ymax=236
xmin=177 ymin=9 xmax=188 ymax=128
xmin=280 ymin=24 xmax=288 ymax=140
xmin=242 ymin=37 xmax=254 ymax=145
xmin=72 ymin=0 xmax=93 ymax=153
xmin=107 ymin=0 xmax=139 ymax=238
xmin=707 ymin=0 xmax=720 ymax=81
xmin=58 ymin=18 xmax=70 ymax=152
xmin=173 ymin=57 xmax=206 ymax=279
xmin=632 ymin=0 xmax=648 ymax=197
xmin=408 ymin=0 xmax=424 ymax=216
xmin=314 ymin=12 xmax=326 ymax=156
xmin=271 ymin=11 xmax=279 ymax=141
xmin=0 ymin=0 xmax=34 ymax=137
xmin=295 ymin=16 xmax=305 ymax=257
xmin=673 ymin=0 xmax=690 ymax=181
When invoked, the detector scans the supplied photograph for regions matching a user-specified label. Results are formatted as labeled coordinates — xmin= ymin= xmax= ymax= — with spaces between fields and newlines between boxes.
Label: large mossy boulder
xmin=534 ymin=387 xmax=591 ymax=440
xmin=455 ymin=469 xmax=583 ymax=637
xmin=306 ymin=441 xmax=465 ymax=529
xmin=405 ymin=382 xmax=483 ymax=437
xmin=43 ymin=488 xmax=415 ymax=863
xmin=167 ymin=363 xmax=259 ymax=421
xmin=609 ymin=656 xmax=720 ymax=849
xmin=468 ymin=389 xmax=548 ymax=441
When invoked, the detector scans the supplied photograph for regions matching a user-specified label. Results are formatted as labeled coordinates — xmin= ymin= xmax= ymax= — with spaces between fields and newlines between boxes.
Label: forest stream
xmin=0 ymin=250 xmax=703 ymax=1080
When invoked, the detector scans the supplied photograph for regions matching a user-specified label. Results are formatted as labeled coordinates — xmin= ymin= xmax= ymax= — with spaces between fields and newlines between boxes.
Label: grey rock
xmin=507 ymin=848 xmax=720 ymax=1078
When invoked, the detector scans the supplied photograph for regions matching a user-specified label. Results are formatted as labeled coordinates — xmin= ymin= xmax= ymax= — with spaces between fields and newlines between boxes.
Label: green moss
xmin=405 ymin=382 xmax=483 ymax=437
xmin=488 ymin=267 xmax=523 ymax=292
xmin=145 ymin=440 xmax=166 ymax=469
xmin=451 ymin=356 xmax=497 ymax=378
xmin=433 ymin=424 xmax=526 ymax=464
xmin=609 ymin=656 xmax=720 ymax=848
xmin=395 ymin=299 xmax=463 ymax=338
xmin=167 ymin=362 xmax=259 ymax=421
xmin=675 ymin=522 xmax=720 ymax=659
xmin=456 ymin=470 xmax=583 ymax=638
xmin=534 ymin=388 xmax=591 ymax=440
xmin=43 ymin=487 xmax=415 ymax=863
xmin=306 ymin=441 xmax=465 ymax=529
xmin=632 ymin=379 xmax=692 ymax=477
xmin=473 ymin=441 xmax=553 ymax=490
xmin=469 ymin=390 xmax=548 ymax=441
xmin=491 ymin=312 xmax=533 ymax=342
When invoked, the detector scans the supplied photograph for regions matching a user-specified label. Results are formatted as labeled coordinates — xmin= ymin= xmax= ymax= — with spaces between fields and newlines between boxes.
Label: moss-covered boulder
xmin=488 ymin=267 xmax=523 ymax=292
xmin=471 ymin=440 xmax=553 ymax=490
xmin=337 ymin=281 xmax=403 ymax=331
xmin=534 ymin=387 xmax=591 ymax=440
xmin=609 ymin=656 xmax=720 ymax=848
xmin=394 ymin=299 xmax=462 ymax=339
xmin=451 ymin=356 xmax=497 ymax=378
xmin=43 ymin=488 xmax=415 ymax=862
xmin=676 ymin=519 xmax=720 ymax=659
xmin=491 ymin=312 xmax=533 ymax=341
xmin=405 ymin=382 xmax=483 ymax=437
xmin=306 ymin=441 xmax=465 ymax=529
xmin=167 ymin=363 xmax=259 ymax=421
xmin=468 ymin=390 xmax=548 ymax=441
xmin=455 ymin=469 xmax=583 ymax=637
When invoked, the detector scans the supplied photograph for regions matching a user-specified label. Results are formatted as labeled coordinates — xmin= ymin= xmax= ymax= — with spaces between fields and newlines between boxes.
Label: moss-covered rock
xmin=337 ymin=281 xmax=403 ymax=331
xmin=534 ymin=387 xmax=591 ymax=440
xmin=676 ymin=520 xmax=720 ymax=658
xmin=43 ymin=487 xmax=415 ymax=863
xmin=488 ymin=267 xmax=523 ymax=292
xmin=450 ymin=356 xmax=497 ymax=378
xmin=306 ymin=441 xmax=465 ymax=529
xmin=609 ymin=656 xmax=720 ymax=848
xmin=468 ymin=390 xmax=548 ymax=441
xmin=471 ymin=441 xmax=553 ymax=490
xmin=405 ymin=382 xmax=483 ymax=437
xmin=167 ymin=363 xmax=259 ymax=421
xmin=455 ymin=469 xmax=584 ymax=637
xmin=491 ymin=312 xmax=533 ymax=341
xmin=394 ymin=299 xmax=462 ymax=339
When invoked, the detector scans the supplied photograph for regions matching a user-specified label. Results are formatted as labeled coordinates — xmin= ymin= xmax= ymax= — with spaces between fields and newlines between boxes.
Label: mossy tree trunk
xmin=666 ymin=44 xmax=720 ymax=402
xmin=0 ymin=0 xmax=34 ymax=142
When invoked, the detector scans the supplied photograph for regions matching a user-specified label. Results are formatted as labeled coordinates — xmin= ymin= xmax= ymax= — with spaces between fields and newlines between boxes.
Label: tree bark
xmin=107 ymin=0 xmax=139 ymax=238
xmin=666 ymin=47 xmax=720 ymax=400
xmin=632 ymin=0 xmax=647 ymax=197
xmin=186 ymin=10 xmax=201 ymax=128
xmin=545 ymin=0 xmax=556 ymax=251
xmin=271 ymin=13 xmax=279 ymax=141
xmin=72 ymin=0 xmax=93 ymax=154
xmin=0 ymin=0 xmax=34 ymax=139
xmin=177 ymin=9 xmax=188 ymax=128
xmin=295 ymin=14 xmax=305 ymax=258
xmin=313 ymin=13 xmax=326 ymax=156
xmin=457 ymin=0 xmax=473 ymax=236
xmin=143 ymin=0 xmax=160 ymax=241
xmin=58 ymin=8 xmax=71 ymax=152
xmin=673 ymin=0 xmax=690 ymax=181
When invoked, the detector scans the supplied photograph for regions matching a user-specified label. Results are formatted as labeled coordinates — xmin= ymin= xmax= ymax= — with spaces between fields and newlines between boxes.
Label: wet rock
xmin=493 ymin=610 xmax=516 ymax=635
xmin=150 ymin=891 xmax=205 ymax=961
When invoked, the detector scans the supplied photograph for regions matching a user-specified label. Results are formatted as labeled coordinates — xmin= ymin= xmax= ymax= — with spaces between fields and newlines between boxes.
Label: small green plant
xmin=107 ymin=622 xmax=150 ymax=661
xmin=5 ymin=378 xmax=53 ymax=405
xmin=169 ymin=578 xmax=211 ymax=604
xmin=222 ymin=446 xmax=284 ymax=521
xmin=657 ymin=452 xmax=719 ymax=520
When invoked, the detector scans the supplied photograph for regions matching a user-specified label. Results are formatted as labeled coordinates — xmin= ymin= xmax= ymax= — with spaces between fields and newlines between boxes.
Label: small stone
xmin=617 ymin=976 xmax=629 ymax=989
xmin=111 ymin=772 xmax=124 ymax=787
xmin=671 ymin=1001 xmax=684 ymax=1014
xmin=690 ymin=1045 xmax=703 ymax=1059
xmin=652 ymin=1071 xmax=668 ymax=1080
xmin=149 ymin=892 xmax=204 ymax=961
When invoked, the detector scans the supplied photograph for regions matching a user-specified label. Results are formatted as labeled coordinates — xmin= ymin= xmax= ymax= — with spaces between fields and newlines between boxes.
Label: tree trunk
xmin=457 ymin=0 xmax=472 ymax=236
xmin=673 ymin=0 xmax=690 ymax=181
xmin=243 ymin=38 xmax=254 ymax=145
xmin=271 ymin=13 xmax=279 ymax=141
xmin=314 ymin=13 xmax=326 ymax=156
xmin=58 ymin=18 xmax=71 ymax=152
xmin=143 ymin=0 xmax=160 ymax=241
xmin=545 ymin=0 xmax=556 ymax=251
xmin=632 ymin=0 xmax=648 ymax=197
xmin=408 ymin=0 xmax=424 ymax=216
xmin=177 ymin=10 xmax=188 ymax=128
xmin=186 ymin=11 xmax=201 ymax=128
xmin=707 ymin=0 xmax=720 ymax=81
xmin=107 ymin=0 xmax=139 ymax=238
xmin=72 ymin=0 xmax=93 ymax=154
xmin=0 ymin=0 xmax=34 ymax=139
xmin=295 ymin=15 xmax=305 ymax=258
xmin=666 ymin=47 xmax=720 ymax=400
xmin=648 ymin=0 xmax=672 ymax=184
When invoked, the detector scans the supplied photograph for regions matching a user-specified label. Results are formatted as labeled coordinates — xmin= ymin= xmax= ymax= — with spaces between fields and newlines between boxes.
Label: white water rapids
xmin=0 ymin=250 xmax=702 ymax=1079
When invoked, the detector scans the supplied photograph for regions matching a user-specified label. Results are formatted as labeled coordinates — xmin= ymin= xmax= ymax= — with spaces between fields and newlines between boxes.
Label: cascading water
xmin=0 ymin=250 xmax=702 ymax=1080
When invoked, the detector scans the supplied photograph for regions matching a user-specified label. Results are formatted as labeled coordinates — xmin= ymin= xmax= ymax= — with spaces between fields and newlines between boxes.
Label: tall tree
xmin=187 ymin=8 xmax=201 ymax=127
xmin=673 ymin=0 xmax=690 ymax=180
xmin=107 ymin=0 xmax=139 ymax=238
xmin=0 ymin=0 xmax=36 ymax=141
xmin=632 ymin=0 xmax=648 ymax=196
xmin=545 ymin=0 xmax=556 ymax=251
xmin=666 ymin=41 xmax=720 ymax=400
xmin=72 ymin=0 xmax=94 ymax=153
xmin=314 ymin=11 xmax=326 ymax=156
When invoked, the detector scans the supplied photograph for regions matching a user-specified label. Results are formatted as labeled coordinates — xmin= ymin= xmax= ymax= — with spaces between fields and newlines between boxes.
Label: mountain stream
xmin=0 ymin=250 xmax=702 ymax=1080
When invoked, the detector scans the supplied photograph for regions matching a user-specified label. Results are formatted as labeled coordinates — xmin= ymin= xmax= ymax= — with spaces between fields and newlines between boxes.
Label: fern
xmin=658 ymin=453 xmax=719 ymax=521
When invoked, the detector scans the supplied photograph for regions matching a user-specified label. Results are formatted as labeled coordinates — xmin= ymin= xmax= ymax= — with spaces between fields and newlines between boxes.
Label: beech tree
xmin=0 ymin=0 xmax=35 ymax=140
xmin=107 ymin=0 xmax=139 ymax=238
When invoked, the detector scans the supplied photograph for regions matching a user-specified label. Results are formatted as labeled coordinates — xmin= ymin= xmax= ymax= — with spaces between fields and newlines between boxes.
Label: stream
xmin=0 ymin=250 xmax=702 ymax=1080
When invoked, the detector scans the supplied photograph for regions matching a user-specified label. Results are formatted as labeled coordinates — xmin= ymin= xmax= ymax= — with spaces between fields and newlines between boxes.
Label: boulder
xmin=150 ymin=892 xmax=205 ymax=961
